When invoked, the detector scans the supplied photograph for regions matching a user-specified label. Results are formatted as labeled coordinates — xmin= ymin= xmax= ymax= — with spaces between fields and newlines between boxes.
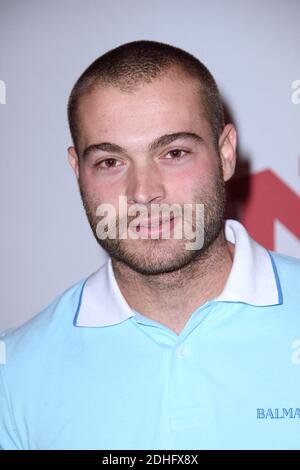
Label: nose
xmin=126 ymin=162 xmax=165 ymax=205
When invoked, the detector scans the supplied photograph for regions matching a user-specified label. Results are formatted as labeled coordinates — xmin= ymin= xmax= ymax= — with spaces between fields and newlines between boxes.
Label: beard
xmin=78 ymin=158 xmax=226 ymax=276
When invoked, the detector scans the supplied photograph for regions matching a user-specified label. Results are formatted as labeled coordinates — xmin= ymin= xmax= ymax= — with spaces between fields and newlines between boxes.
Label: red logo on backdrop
xmin=226 ymin=169 xmax=300 ymax=250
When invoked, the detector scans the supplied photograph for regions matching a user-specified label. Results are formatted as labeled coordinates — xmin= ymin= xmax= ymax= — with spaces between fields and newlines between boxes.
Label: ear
xmin=218 ymin=124 xmax=237 ymax=182
xmin=68 ymin=146 xmax=80 ymax=180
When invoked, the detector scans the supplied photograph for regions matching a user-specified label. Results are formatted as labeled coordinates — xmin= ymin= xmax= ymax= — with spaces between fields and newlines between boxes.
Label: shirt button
xmin=175 ymin=345 xmax=187 ymax=358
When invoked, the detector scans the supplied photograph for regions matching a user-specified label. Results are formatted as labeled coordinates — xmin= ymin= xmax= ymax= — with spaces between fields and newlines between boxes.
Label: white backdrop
xmin=0 ymin=0 xmax=299 ymax=330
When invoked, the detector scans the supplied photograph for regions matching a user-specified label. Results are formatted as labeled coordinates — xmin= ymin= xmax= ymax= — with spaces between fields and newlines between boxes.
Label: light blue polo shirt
xmin=1 ymin=219 xmax=300 ymax=450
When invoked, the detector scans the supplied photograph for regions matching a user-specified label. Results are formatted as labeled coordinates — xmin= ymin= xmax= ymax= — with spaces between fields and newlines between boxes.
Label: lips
xmin=138 ymin=216 xmax=174 ymax=228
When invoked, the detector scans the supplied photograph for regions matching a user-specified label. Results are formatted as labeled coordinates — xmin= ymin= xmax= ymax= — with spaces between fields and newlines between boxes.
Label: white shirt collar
xmin=74 ymin=219 xmax=281 ymax=327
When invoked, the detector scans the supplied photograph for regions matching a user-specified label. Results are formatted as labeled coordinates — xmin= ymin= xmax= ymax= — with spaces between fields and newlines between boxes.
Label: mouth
xmin=135 ymin=216 xmax=175 ymax=236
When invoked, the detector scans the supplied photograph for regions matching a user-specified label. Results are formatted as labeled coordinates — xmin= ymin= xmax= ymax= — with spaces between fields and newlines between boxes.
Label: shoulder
xmin=0 ymin=276 xmax=86 ymax=368
xmin=268 ymin=251 xmax=300 ymax=301
xmin=269 ymin=251 xmax=300 ymax=277
xmin=0 ymin=276 xmax=88 ymax=449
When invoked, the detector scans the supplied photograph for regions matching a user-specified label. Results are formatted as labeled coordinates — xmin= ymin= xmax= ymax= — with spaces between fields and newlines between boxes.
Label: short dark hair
xmin=67 ymin=40 xmax=225 ymax=151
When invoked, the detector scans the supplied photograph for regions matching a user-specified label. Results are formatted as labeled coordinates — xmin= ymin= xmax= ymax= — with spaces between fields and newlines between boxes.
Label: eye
xmin=164 ymin=149 xmax=189 ymax=160
xmin=94 ymin=158 xmax=122 ymax=170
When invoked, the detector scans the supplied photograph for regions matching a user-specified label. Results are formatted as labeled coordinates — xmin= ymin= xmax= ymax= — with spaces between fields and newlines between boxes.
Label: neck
xmin=111 ymin=230 xmax=235 ymax=335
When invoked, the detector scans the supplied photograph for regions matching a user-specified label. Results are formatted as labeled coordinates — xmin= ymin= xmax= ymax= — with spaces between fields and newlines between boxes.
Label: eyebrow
xmin=81 ymin=132 xmax=204 ymax=160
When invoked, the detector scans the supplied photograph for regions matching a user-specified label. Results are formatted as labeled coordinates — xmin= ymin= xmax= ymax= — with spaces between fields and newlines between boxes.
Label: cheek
xmin=79 ymin=167 xmax=122 ymax=205
xmin=167 ymin=157 xmax=217 ymax=201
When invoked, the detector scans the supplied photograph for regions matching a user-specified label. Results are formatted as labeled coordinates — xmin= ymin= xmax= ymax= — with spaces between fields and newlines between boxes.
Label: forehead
xmin=76 ymin=73 xmax=209 ymax=150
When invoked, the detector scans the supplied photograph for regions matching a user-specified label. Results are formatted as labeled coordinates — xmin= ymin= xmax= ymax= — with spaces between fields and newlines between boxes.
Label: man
xmin=1 ymin=40 xmax=300 ymax=450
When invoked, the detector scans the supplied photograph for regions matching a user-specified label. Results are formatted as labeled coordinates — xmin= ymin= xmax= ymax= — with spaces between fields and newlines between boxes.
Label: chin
xmin=109 ymin=239 xmax=200 ymax=275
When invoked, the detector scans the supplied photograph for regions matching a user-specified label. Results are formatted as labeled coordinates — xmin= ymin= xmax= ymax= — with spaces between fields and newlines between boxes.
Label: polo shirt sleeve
xmin=0 ymin=365 xmax=22 ymax=450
